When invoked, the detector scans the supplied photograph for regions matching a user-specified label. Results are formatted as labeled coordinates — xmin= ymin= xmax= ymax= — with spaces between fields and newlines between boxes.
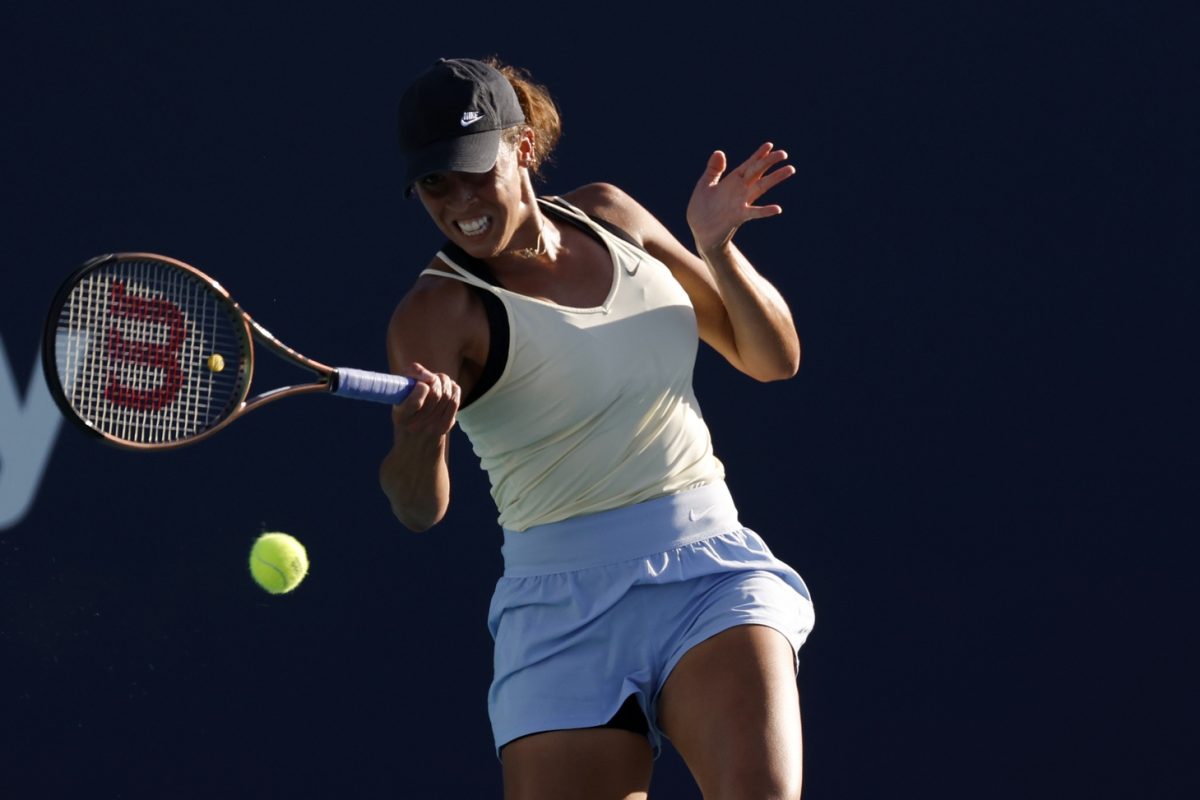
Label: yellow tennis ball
xmin=249 ymin=532 xmax=309 ymax=594
xmin=208 ymin=353 xmax=225 ymax=372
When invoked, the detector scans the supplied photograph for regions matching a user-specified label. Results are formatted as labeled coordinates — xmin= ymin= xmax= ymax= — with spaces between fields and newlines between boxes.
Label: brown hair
xmin=484 ymin=56 xmax=562 ymax=178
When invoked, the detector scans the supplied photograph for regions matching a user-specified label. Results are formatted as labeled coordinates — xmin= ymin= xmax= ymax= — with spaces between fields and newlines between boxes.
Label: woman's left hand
xmin=686 ymin=142 xmax=796 ymax=257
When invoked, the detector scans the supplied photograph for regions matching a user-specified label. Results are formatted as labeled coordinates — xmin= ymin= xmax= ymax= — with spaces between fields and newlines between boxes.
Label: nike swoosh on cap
xmin=460 ymin=111 xmax=485 ymax=127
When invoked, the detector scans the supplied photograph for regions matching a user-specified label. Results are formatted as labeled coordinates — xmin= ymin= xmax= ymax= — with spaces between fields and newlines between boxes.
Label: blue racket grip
xmin=332 ymin=368 xmax=415 ymax=404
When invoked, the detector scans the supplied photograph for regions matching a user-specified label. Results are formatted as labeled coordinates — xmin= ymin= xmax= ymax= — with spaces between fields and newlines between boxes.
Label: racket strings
xmin=54 ymin=258 xmax=249 ymax=445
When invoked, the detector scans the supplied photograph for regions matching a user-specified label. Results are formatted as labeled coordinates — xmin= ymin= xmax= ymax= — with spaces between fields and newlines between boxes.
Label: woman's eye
xmin=416 ymin=176 xmax=449 ymax=198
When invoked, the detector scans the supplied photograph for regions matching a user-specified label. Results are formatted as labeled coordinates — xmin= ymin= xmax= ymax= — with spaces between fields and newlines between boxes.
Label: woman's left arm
xmin=576 ymin=143 xmax=801 ymax=381
xmin=682 ymin=142 xmax=800 ymax=381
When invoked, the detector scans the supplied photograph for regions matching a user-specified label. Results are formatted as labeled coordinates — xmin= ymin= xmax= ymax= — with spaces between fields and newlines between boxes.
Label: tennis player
xmin=380 ymin=57 xmax=815 ymax=800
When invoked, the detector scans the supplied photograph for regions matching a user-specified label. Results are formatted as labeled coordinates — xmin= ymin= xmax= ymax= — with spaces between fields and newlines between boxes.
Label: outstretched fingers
xmin=732 ymin=142 xmax=785 ymax=181
xmin=737 ymin=144 xmax=796 ymax=205
xmin=687 ymin=141 xmax=797 ymax=251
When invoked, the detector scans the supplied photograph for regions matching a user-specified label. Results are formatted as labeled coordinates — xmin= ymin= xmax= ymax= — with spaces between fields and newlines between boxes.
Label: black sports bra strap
xmin=463 ymin=287 xmax=507 ymax=408
xmin=541 ymin=196 xmax=646 ymax=253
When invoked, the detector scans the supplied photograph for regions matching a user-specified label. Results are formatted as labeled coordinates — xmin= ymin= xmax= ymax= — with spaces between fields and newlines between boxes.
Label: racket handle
xmin=332 ymin=368 xmax=415 ymax=404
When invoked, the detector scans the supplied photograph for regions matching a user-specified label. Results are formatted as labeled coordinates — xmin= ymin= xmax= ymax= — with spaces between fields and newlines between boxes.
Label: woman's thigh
xmin=501 ymin=728 xmax=653 ymax=800
xmin=657 ymin=624 xmax=803 ymax=800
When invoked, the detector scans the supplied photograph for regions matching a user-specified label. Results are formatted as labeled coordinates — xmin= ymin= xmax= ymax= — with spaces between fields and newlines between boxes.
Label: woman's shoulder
xmin=561 ymin=182 xmax=636 ymax=217
xmin=390 ymin=257 xmax=479 ymax=330
xmin=385 ymin=255 xmax=489 ymax=370
xmin=560 ymin=183 xmax=655 ymax=247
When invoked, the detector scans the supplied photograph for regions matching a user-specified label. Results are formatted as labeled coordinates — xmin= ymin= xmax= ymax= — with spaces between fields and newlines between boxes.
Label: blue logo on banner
xmin=0 ymin=333 xmax=62 ymax=529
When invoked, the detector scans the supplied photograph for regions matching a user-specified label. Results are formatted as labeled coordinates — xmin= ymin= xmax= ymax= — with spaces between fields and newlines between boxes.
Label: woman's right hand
xmin=381 ymin=361 xmax=459 ymax=531
xmin=391 ymin=362 xmax=462 ymax=439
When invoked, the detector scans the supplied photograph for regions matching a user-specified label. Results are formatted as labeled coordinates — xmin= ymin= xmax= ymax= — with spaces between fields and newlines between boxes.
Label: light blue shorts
xmin=486 ymin=481 xmax=815 ymax=757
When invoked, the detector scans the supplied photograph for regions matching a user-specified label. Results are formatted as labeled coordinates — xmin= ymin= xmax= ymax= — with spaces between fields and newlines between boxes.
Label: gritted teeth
xmin=456 ymin=216 xmax=491 ymax=236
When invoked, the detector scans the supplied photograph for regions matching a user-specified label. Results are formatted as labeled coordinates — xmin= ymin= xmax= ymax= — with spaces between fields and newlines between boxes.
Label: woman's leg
xmin=657 ymin=624 xmax=803 ymax=800
xmin=501 ymin=728 xmax=653 ymax=800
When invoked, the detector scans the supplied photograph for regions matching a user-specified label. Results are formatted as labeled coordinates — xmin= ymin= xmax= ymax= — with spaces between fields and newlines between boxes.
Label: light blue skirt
xmin=487 ymin=481 xmax=815 ymax=757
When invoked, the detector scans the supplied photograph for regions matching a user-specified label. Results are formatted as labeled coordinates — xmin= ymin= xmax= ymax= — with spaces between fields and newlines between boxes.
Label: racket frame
xmin=43 ymin=252 xmax=346 ymax=451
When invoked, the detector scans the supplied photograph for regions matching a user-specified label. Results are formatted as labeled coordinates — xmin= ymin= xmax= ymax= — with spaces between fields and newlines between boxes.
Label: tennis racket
xmin=42 ymin=252 xmax=413 ymax=451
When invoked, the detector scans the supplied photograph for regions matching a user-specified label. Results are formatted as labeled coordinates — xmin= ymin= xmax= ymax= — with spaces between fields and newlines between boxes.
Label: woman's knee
xmin=708 ymin=761 xmax=802 ymax=800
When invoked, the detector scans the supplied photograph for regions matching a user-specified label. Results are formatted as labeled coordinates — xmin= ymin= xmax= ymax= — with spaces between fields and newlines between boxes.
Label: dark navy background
xmin=2 ymin=1 xmax=1195 ymax=797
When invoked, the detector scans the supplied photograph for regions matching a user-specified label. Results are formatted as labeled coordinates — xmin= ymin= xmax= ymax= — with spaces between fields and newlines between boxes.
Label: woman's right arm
xmin=378 ymin=272 xmax=483 ymax=532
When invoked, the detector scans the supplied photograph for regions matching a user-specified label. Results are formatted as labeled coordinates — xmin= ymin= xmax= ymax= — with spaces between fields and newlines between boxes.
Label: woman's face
xmin=413 ymin=137 xmax=533 ymax=260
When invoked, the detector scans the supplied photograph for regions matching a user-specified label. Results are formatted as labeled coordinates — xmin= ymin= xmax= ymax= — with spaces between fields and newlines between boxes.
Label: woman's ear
xmin=516 ymin=127 xmax=537 ymax=169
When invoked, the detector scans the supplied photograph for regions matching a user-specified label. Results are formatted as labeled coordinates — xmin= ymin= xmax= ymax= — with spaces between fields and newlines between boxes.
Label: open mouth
xmin=455 ymin=216 xmax=491 ymax=237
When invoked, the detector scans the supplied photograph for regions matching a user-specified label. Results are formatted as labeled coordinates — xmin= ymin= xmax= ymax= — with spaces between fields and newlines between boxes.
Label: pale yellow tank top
xmin=421 ymin=197 xmax=725 ymax=531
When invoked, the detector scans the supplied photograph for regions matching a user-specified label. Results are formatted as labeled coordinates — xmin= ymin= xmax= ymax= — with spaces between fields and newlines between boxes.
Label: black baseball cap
xmin=398 ymin=58 xmax=526 ymax=194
